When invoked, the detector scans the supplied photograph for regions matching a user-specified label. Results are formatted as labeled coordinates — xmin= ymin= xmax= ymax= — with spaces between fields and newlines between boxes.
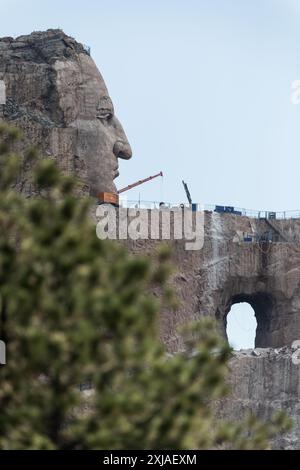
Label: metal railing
xmin=120 ymin=200 xmax=193 ymax=210
xmin=118 ymin=200 xmax=300 ymax=220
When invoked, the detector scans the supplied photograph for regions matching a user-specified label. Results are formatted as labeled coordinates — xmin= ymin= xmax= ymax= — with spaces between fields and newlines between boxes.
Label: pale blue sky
xmin=227 ymin=303 xmax=257 ymax=349
xmin=1 ymin=0 xmax=299 ymax=348
xmin=2 ymin=0 xmax=300 ymax=211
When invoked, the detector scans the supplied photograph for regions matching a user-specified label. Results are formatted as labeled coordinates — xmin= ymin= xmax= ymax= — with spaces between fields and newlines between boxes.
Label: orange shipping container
xmin=98 ymin=192 xmax=119 ymax=206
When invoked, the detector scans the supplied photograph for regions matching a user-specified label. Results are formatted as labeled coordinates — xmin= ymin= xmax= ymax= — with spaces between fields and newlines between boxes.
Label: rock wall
xmin=125 ymin=210 xmax=300 ymax=351
xmin=124 ymin=210 xmax=300 ymax=449
xmin=219 ymin=347 xmax=300 ymax=449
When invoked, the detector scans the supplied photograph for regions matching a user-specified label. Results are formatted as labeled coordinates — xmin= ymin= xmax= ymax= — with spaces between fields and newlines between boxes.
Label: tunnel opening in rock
xmin=226 ymin=303 xmax=257 ymax=350
xmin=223 ymin=293 xmax=275 ymax=348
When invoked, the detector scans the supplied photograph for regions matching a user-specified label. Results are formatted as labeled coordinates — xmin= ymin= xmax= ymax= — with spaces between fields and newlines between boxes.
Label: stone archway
xmin=226 ymin=302 xmax=257 ymax=349
xmin=224 ymin=293 xmax=276 ymax=348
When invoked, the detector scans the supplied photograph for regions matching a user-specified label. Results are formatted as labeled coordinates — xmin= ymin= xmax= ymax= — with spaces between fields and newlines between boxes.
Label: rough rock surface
xmin=125 ymin=211 xmax=300 ymax=351
xmin=0 ymin=29 xmax=132 ymax=197
xmin=218 ymin=346 xmax=300 ymax=449
xmin=124 ymin=210 xmax=300 ymax=449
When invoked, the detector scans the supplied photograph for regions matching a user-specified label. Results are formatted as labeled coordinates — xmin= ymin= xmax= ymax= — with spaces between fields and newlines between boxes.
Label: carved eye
xmin=98 ymin=110 xmax=113 ymax=120
xmin=97 ymin=96 xmax=114 ymax=121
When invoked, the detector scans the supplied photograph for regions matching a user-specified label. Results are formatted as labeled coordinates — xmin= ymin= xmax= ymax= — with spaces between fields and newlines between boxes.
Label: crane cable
xmin=160 ymin=173 xmax=164 ymax=203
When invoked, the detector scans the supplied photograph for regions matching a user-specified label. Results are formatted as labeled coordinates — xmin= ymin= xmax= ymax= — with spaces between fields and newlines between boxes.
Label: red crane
xmin=118 ymin=171 xmax=163 ymax=194
xmin=98 ymin=171 xmax=163 ymax=206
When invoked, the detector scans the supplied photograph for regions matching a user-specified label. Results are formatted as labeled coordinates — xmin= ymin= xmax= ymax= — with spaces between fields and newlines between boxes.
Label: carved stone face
xmin=54 ymin=53 xmax=132 ymax=196
xmin=0 ymin=30 xmax=132 ymax=197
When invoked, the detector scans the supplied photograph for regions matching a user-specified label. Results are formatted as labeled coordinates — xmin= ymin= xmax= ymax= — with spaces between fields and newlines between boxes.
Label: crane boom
xmin=182 ymin=180 xmax=192 ymax=204
xmin=118 ymin=171 xmax=163 ymax=194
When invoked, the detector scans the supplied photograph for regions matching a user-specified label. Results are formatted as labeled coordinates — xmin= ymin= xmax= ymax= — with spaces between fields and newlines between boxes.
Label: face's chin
xmin=111 ymin=174 xmax=118 ymax=193
xmin=112 ymin=163 xmax=120 ymax=185
xmin=111 ymin=178 xmax=118 ymax=193
xmin=104 ymin=175 xmax=118 ymax=194
xmin=89 ymin=171 xmax=117 ymax=196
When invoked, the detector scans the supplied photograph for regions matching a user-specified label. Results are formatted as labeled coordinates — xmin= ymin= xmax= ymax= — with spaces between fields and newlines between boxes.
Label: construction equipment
xmin=98 ymin=171 xmax=163 ymax=206
xmin=118 ymin=172 xmax=163 ymax=194
xmin=182 ymin=180 xmax=192 ymax=204
xmin=98 ymin=192 xmax=119 ymax=206
xmin=214 ymin=205 xmax=242 ymax=216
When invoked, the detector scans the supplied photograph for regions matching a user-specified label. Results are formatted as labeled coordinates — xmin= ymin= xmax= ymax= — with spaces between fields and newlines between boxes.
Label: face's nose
xmin=112 ymin=116 xmax=132 ymax=160
xmin=113 ymin=139 xmax=132 ymax=160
